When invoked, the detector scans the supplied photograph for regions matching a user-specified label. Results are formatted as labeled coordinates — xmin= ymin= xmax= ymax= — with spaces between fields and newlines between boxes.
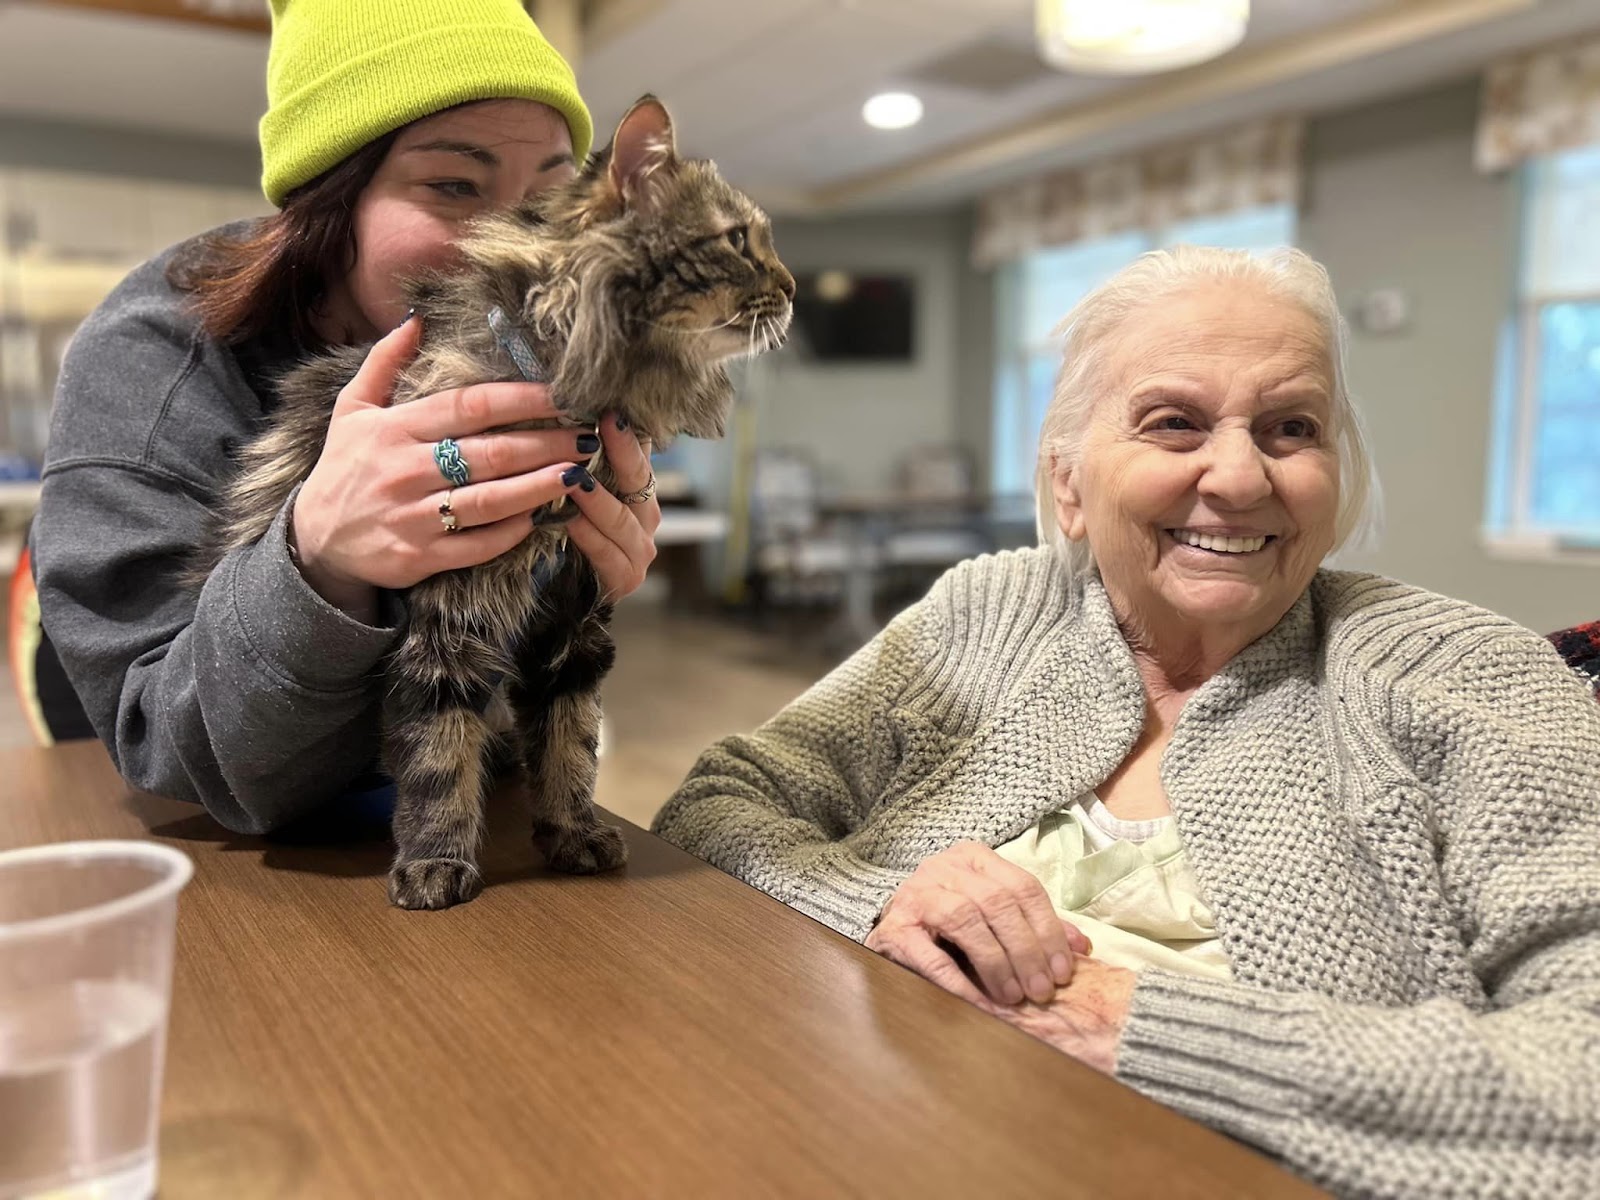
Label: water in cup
xmin=0 ymin=980 xmax=165 ymax=1200
xmin=0 ymin=842 xmax=191 ymax=1200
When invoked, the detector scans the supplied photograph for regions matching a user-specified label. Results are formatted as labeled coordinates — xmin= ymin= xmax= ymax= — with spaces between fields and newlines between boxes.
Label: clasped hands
xmin=864 ymin=841 xmax=1136 ymax=1074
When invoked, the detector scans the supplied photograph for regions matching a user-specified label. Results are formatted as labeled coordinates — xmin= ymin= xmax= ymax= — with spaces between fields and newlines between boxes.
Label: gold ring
xmin=439 ymin=489 xmax=460 ymax=534
xmin=619 ymin=473 xmax=657 ymax=506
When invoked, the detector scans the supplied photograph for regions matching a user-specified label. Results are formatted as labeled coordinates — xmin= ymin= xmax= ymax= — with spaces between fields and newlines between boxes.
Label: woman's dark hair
xmin=166 ymin=129 xmax=401 ymax=357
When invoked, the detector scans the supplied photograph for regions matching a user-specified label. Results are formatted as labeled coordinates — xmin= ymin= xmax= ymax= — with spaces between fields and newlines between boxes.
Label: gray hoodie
xmin=33 ymin=230 xmax=402 ymax=834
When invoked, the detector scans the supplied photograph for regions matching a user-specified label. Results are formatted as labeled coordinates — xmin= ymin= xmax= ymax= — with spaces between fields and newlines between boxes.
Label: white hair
xmin=1033 ymin=244 xmax=1380 ymax=580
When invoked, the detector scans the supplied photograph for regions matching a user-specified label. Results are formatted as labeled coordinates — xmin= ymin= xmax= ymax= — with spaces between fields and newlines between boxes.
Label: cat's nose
xmin=774 ymin=269 xmax=796 ymax=302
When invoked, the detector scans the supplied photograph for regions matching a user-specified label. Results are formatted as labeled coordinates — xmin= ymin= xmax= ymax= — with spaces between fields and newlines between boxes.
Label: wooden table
xmin=2 ymin=743 xmax=1322 ymax=1199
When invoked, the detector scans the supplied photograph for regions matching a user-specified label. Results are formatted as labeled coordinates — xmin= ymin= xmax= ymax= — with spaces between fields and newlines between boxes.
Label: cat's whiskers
xmin=640 ymin=312 xmax=745 ymax=336
xmin=757 ymin=313 xmax=779 ymax=354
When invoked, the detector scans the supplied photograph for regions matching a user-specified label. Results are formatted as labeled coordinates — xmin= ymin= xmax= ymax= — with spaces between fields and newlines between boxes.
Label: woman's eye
xmin=1151 ymin=415 xmax=1196 ymax=432
xmin=1278 ymin=418 xmax=1318 ymax=439
xmin=429 ymin=180 xmax=481 ymax=200
xmin=726 ymin=226 xmax=748 ymax=254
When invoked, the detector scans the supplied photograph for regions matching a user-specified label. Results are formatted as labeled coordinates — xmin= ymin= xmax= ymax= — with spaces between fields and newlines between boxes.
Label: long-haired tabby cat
xmin=203 ymin=96 xmax=793 ymax=909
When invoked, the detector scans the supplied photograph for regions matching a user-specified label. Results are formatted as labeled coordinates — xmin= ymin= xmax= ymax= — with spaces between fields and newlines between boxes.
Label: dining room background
xmin=3 ymin=0 xmax=1600 ymax=782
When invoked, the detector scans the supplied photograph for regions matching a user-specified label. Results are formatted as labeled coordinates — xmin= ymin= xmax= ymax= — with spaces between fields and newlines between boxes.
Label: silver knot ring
xmin=439 ymin=489 xmax=460 ymax=534
xmin=619 ymin=473 xmax=658 ymax=506
xmin=433 ymin=438 xmax=470 ymax=487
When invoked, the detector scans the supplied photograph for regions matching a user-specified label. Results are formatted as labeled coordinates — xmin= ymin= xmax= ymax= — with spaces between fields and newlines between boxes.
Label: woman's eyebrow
xmin=405 ymin=140 xmax=498 ymax=167
xmin=403 ymin=144 xmax=574 ymax=174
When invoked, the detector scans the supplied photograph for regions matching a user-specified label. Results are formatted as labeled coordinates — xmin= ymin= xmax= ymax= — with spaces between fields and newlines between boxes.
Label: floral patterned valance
xmin=1478 ymin=34 xmax=1600 ymax=172
xmin=970 ymin=118 xmax=1302 ymax=269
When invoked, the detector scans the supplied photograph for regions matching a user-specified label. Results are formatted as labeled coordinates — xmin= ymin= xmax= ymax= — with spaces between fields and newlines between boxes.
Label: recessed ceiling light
xmin=862 ymin=92 xmax=923 ymax=131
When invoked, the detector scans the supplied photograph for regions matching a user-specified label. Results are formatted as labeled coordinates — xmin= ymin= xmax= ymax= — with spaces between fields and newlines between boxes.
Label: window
xmin=990 ymin=205 xmax=1296 ymax=496
xmin=1487 ymin=143 xmax=1600 ymax=549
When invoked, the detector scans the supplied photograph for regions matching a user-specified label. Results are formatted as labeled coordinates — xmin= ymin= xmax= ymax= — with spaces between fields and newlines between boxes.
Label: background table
xmin=1 ymin=742 xmax=1323 ymax=1199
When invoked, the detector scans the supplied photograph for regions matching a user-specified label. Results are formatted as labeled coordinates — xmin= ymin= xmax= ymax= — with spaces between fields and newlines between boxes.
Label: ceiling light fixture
xmin=1036 ymin=0 xmax=1249 ymax=75
xmin=862 ymin=91 xmax=924 ymax=131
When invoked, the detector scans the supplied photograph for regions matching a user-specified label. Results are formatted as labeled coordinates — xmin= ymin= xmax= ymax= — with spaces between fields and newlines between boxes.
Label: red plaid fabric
xmin=1548 ymin=620 xmax=1600 ymax=698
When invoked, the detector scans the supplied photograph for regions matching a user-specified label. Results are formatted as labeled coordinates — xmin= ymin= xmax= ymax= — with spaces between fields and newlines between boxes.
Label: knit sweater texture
xmin=653 ymin=547 xmax=1600 ymax=1199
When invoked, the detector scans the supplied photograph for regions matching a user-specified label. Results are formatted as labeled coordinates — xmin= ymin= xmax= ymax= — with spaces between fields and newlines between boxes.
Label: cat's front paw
xmin=389 ymin=857 xmax=483 ymax=910
xmin=536 ymin=823 xmax=629 ymax=874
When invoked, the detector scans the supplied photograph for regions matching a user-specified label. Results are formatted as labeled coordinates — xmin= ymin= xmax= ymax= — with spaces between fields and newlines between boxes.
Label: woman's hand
xmin=563 ymin=413 xmax=660 ymax=603
xmin=865 ymin=841 xmax=1091 ymax=1007
xmin=290 ymin=317 xmax=633 ymax=619
xmin=974 ymin=957 xmax=1137 ymax=1075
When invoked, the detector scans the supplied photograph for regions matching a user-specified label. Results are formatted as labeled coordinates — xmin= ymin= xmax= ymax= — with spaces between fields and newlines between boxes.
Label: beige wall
xmin=0 ymin=114 xmax=258 ymax=188
xmin=754 ymin=212 xmax=968 ymax=494
xmin=1301 ymin=79 xmax=1600 ymax=633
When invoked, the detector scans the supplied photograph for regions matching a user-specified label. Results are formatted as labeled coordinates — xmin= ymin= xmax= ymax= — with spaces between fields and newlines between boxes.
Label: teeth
xmin=1172 ymin=530 xmax=1268 ymax=554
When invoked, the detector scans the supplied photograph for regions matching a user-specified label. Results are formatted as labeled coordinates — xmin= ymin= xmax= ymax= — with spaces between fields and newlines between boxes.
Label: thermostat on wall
xmin=1352 ymin=288 xmax=1412 ymax=335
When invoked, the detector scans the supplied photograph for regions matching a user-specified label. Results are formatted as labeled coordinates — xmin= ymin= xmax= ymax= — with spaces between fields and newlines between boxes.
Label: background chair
xmin=746 ymin=448 xmax=864 ymax=609
xmin=880 ymin=444 xmax=993 ymax=596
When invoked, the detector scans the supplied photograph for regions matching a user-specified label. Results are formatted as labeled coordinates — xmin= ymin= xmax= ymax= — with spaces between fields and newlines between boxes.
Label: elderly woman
xmin=654 ymin=247 xmax=1600 ymax=1198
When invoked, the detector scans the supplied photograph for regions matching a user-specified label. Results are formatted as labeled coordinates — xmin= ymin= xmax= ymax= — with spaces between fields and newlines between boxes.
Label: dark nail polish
xmin=399 ymin=307 xmax=416 ymax=327
xmin=576 ymin=432 xmax=601 ymax=454
xmin=613 ymin=413 xmax=630 ymax=431
xmin=562 ymin=466 xmax=596 ymax=492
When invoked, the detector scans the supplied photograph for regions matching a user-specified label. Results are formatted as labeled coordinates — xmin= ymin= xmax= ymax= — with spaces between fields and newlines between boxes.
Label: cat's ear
xmin=607 ymin=95 xmax=678 ymax=215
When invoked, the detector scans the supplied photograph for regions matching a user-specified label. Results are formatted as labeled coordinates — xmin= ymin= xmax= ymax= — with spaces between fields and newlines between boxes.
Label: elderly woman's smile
xmin=1052 ymin=282 xmax=1340 ymax=657
xmin=1165 ymin=530 xmax=1272 ymax=553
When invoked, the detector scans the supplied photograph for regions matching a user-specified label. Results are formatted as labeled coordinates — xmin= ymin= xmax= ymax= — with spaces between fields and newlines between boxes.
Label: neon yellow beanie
xmin=259 ymin=0 xmax=593 ymax=207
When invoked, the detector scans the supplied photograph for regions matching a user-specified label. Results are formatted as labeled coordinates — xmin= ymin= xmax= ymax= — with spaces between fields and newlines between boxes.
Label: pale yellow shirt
xmin=994 ymin=796 xmax=1232 ymax=980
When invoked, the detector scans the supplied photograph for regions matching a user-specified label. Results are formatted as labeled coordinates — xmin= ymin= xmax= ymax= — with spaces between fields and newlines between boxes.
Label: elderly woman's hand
xmin=973 ymin=956 xmax=1137 ymax=1074
xmin=865 ymin=841 xmax=1090 ymax=1006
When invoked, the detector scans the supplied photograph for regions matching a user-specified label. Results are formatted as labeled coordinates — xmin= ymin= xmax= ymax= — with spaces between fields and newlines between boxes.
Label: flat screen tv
xmin=790 ymin=272 xmax=914 ymax=362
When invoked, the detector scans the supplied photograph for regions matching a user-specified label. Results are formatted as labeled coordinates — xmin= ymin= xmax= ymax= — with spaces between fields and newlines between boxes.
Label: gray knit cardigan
xmin=653 ymin=548 xmax=1600 ymax=1199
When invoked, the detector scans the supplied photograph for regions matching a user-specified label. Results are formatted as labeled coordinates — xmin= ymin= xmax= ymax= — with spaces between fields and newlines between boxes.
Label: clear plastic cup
xmin=0 ymin=841 xmax=193 ymax=1200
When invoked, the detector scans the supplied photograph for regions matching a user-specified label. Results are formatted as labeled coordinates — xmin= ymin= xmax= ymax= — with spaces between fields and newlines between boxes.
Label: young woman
xmin=32 ymin=0 xmax=660 ymax=834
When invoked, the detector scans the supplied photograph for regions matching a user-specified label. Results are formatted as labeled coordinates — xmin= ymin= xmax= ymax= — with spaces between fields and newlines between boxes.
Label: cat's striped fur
xmin=201 ymin=97 xmax=793 ymax=908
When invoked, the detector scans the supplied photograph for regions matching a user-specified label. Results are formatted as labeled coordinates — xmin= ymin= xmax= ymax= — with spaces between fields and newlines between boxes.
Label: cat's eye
xmin=725 ymin=226 xmax=748 ymax=254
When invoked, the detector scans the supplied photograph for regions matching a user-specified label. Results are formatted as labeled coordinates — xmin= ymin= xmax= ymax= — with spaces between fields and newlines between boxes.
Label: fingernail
xmin=1050 ymin=953 xmax=1071 ymax=984
xmin=562 ymin=465 xmax=596 ymax=492
xmin=613 ymin=413 xmax=630 ymax=431
xmin=399 ymin=307 xmax=416 ymax=327
xmin=1002 ymin=979 xmax=1024 ymax=1006
xmin=1027 ymin=973 xmax=1054 ymax=1004
xmin=576 ymin=432 xmax=601 ymax=454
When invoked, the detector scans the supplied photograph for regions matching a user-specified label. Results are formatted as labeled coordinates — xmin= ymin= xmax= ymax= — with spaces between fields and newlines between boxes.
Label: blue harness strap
xmin=487 ymin=306 xmax=549 ymax=383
